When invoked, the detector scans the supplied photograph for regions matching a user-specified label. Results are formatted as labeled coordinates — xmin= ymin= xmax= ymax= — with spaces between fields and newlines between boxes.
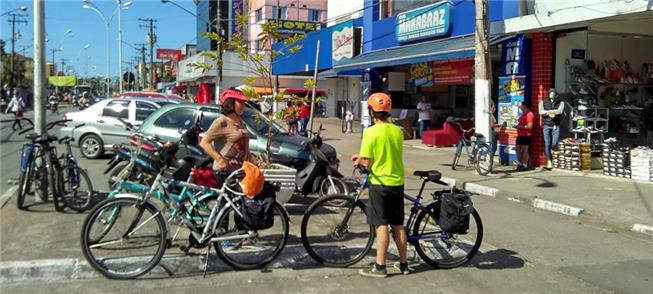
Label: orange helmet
xmin=367 ymin=93 xmax=392 ymax=112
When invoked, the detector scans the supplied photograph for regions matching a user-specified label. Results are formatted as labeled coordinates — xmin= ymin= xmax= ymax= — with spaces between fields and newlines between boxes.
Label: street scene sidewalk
xmin=317 ymin=117 xmax=653 ymax=234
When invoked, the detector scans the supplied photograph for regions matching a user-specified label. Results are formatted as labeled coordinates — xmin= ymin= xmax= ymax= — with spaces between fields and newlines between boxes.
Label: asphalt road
xmin=2 ymin=196 xmax=652 ymax=293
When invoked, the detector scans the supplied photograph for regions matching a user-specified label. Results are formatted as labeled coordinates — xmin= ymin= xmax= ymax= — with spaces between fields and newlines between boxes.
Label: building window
xmin=308 ymin=9 xmax=321 ymax=22
xmin=278 ymin=7 xmax=287 ymax=20
xmin=255 ymin=8 xmax=263 ymax=22
xmin=255 ymin=39 xmax=262 ymax=51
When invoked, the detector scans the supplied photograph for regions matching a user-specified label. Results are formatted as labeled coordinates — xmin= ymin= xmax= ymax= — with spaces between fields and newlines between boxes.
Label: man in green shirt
xmin=352 ymin=92 xmax=409 ymax=278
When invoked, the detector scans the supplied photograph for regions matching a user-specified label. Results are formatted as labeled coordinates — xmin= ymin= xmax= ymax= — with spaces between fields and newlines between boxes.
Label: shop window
xmin=255 ymin=8 xmax=263 ymax=22
xmin=309 ymin=9 xmax=321 ymax=22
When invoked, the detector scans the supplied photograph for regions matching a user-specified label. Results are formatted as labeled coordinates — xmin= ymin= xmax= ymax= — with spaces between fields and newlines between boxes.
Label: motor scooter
xmin=295 ymin=124 xmax=349 ymax=198
xmin=49 ymin=96 xmax=59 ymax=113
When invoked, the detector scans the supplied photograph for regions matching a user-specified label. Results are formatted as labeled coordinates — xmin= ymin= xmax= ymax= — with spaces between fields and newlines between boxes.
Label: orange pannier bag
xmin=239 ymin=161 xmax=264 ymax=198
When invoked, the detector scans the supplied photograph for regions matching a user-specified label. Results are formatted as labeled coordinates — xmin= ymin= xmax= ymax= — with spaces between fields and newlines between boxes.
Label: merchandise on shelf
xmin=629 ymin=147 xmax=653 ymax=182
xmin=601 ymin=144 xmax=631 ymax=179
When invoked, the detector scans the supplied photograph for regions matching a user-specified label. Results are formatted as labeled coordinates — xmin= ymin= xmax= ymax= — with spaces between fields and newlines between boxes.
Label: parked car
xmin=60 ymin=97 xmax=189 ymax=159
xmin=137 ymin=103 xmax=338 ymax=170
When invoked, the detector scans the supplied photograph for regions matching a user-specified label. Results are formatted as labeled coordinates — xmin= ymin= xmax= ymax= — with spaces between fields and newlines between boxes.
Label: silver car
xmin=60 ymin=97 xmax=188 ymax=159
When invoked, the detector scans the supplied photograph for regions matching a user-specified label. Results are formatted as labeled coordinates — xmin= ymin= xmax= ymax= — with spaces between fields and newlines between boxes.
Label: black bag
xmin=439 ymin=190 xmax=474 ymax=234
xmin=240 ymin=182 xmax=277 ymax=230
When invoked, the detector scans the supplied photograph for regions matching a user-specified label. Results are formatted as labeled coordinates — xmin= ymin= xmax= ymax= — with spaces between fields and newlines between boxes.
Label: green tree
xmin=195 ymin=13 xmax=316 ymax=166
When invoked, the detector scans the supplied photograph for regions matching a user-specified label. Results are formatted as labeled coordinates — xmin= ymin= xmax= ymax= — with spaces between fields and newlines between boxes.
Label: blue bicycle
xmin=56 ymin=123 xmax=94 ymax=212
xmin=451 ymin=122 xmax=493 ymax=176
xmin=301 ymin=166 xmax=483 ymax=268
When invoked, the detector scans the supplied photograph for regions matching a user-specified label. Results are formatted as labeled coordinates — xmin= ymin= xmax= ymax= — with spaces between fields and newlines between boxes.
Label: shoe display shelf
xmin=569 ymin=107 xmax=609 ymax=142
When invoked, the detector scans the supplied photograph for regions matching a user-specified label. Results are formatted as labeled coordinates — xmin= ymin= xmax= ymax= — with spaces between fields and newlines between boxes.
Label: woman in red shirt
xmin=299 ymin=102 xmax=311 ymax=135
xmin=516 ymin=102 xmax=534 ymax=171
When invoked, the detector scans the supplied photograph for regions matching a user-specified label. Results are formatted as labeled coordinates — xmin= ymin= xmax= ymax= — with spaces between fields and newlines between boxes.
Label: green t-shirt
xmin=359 ymin=122 xmax=404 ymax=186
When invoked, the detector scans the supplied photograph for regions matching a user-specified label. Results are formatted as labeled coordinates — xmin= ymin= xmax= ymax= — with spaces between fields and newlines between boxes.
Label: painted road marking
xmin=0 ymin=186 xmax=18 ymax=208
xmin=631 ymin=224 xmax=653 ymax=237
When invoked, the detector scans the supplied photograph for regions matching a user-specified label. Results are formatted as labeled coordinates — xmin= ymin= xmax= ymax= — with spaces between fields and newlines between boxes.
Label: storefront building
xmin=495 ymin=1 xmax=653 ymax=179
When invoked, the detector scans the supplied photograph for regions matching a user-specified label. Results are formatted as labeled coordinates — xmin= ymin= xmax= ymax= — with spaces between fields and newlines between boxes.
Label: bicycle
xmin=81 ymin=140 xmax=290 ymax=279
xmin=17 ymin=119 xmax=70 ymax=211
xmin=56 ymin=123 xmax=94 ymax=212
xmin=451 ymin=122 xmax=493 ymax=176
xmin=301 ymin=167 xmax=483 ymax=268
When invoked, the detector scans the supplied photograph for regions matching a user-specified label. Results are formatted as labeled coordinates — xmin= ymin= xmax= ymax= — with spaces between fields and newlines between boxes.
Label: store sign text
xmin=396 ymin=2 xmax=451 ymax=43
xmin=500 ymin=34 xmax=530 ymax=76
xmin=274 ymin=20 xmax=323 ymax=34
xmin=332 ymin=21 xmax=354 ymax=65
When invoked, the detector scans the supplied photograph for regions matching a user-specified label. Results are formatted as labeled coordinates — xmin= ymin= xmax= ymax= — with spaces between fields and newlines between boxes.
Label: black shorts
xmin=367 ymin=184 xmax=404 ymax=226
xmin=516 ymin=136 xmax=531 ymax=146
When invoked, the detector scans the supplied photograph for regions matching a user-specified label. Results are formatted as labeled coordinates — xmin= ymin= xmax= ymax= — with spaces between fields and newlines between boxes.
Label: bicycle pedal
xmin=178 ymin=245 xmax=190 ymax=253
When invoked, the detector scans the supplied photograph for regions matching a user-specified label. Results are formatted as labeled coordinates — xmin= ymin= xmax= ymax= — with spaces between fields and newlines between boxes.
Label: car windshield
xmin=242 ymin=108 xmax=287 ymax=135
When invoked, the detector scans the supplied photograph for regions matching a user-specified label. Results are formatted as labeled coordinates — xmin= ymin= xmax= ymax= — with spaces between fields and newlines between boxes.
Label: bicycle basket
xmin=439 ymin=189 xmax=473 ymax=234
xmin=239 ymin=182 xmax=277 ymax=231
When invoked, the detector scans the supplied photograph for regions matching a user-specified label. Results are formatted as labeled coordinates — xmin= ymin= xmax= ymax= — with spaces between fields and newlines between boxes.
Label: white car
xmin=60 ymin=97 xmax=188 ymax=159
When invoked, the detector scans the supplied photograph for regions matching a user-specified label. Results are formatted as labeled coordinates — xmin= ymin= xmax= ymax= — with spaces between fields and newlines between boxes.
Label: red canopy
xmin=283 ymin=88 xmax=327 ymax=96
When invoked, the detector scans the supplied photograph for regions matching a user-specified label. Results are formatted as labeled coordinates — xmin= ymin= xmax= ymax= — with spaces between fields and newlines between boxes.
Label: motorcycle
xmin=105 ymin=117 xmax=207 ymax=189
xmin=295 ymin=124 xmax=350 ymax=199
xmin=48 ymin=96 xmax=59 ymax=113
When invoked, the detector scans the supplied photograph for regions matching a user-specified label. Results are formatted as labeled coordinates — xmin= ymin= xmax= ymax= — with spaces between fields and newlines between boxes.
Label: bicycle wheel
xmin=474 ymin=145 xmax=493 ymax=176
xmin=214 ymin=201 xmax=289 ymax=270
xmin=319 ymin=177 xmax=350 ymax=207
xmin=81 ymin=197 xmax=167 ymax=279
xmin=16 ymin=157 xmax=34 ymax=210
xmin=58 ymin=165 xmax=94 ymax=212
xmin=44 ymin=153 xmax=65 ymax=212
xmin=301 ymin=194 xmax=373 ymax=267
xmin=411 ymin=202 xmax=483 ymax=269
xmin=33 ymin=157 xmax=48 ymax=202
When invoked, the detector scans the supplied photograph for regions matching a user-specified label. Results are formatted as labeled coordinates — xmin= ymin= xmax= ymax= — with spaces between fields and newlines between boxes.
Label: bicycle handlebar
xmin=18 ymin=119 xmax=71 ymax=135
xmin=449 ymin=121 xmax=475 ymax=134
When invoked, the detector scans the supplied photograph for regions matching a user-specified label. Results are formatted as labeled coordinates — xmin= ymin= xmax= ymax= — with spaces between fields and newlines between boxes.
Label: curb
xmin=631 ymin=224 xmax=653 ymax=237
xmin=531 ymin=199 xmax=583 ymax=217
xmin=0 ymin=244 xmax=420 ymax=283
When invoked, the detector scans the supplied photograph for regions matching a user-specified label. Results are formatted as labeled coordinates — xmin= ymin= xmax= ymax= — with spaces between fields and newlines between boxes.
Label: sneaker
xmin=393 ymin=262 xmax=413 ymax=275
xmin=546 ymin=160 xmax=553 ymax=169
xmin=359 ymin=263 xmax=387 ymax=278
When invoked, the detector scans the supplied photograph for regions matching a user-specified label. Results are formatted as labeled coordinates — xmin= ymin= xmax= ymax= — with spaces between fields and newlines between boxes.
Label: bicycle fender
xmin=20 ymin=145 xmax=35 ymax=172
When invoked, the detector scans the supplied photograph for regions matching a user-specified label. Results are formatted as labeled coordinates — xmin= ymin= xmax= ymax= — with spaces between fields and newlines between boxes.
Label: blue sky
xmin=1 ymin=0 xmax=197 ymax=78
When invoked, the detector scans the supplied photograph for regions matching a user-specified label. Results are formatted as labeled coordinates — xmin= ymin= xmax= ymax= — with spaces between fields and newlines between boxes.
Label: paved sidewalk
xmin=315 ymin=117 xmax=653 ymax=236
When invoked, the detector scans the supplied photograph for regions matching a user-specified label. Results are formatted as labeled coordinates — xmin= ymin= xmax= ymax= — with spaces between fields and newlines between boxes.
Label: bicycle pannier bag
xmin=240 ymin=182 xmax=277 ymax=230
xmin=439 ymin=190 xmax=474 ymax=234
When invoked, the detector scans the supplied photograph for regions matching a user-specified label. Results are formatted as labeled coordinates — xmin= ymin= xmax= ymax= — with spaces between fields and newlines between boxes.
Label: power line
xmin=7 ymin=12 xmax=28 ymax=93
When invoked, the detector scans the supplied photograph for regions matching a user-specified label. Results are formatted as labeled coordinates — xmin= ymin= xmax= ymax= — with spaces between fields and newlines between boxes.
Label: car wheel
xmin=80 ymin=134 xmax=104 ymax=159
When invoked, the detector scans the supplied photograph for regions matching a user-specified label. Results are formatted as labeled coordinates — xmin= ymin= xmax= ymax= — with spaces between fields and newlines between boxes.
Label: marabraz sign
xmin=396 ymin=1 xmax=451 ymax=43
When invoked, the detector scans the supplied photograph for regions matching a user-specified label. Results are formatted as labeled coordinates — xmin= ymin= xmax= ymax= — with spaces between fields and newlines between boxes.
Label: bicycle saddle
xmin=25 ymin=133 xmax=39 ymax=140
xmin=473 ymin=133 xmax=485 ymax=139
xmin=413 ymin=170 xmax=442 ymax=183
xmin=33 ymin=134 xmax=58 ymax=144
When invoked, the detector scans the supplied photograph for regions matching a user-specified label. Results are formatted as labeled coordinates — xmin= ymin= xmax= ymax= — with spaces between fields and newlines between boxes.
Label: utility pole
xmin=8 ymin=12 xmax=28 ymax=95
xmin=215 ymin=1 xmax=222 ymax=104
xmin=274 ymin=0 xmax=280 ymax=101
xmin=60 ymin=58 xmax=66 ymax=76
xmin=474 ymin=0 xmax=491 ymax=139
xmin=135 ymin=43 xmax=147 ymax=90
xmin=139 ymin=18 xmax=157 ymax=89
xmin=50 ymin=48 xmax=60 ymax=74
xmin=34 ymin=0 xmax=46 ymax=136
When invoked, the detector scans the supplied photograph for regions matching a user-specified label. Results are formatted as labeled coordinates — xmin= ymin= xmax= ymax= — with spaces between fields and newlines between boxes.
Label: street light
xmin=0 ymin=6 xmax=27 ymax=16
xmin=83 ymin=0 xmax=114 ymax=98
xmin=117 ymin=1 xmax=133 ymax=94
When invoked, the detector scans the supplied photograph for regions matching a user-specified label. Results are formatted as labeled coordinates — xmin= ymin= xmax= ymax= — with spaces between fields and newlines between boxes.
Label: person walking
xmin=416 ymin=95 xmax=431 ymax=139
xmin=515 ymin=101 xmax=534 ymax=171
xmin=5 ymin=93 xmax=26 ymax=131
xmin=539 ymin=88 xmax=565 ymax=169
xmin=352 ymin=92 xmax=410 ymax=278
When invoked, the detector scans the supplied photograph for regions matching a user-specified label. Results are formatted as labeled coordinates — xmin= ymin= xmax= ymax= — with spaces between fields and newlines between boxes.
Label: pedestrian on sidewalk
xmin=416 ymin=95 xmax=431 ymax=139
xmin=352 ymin=92 xmax=410 ymax=278
xmin=284 ymin=101 xmax=298 ymax=135
xmin=345 ymin=110 xmax=354 ymax=134
xmin=5 ymin=93 xmax=26 ymax=131
xmin=490 ymin=102 xmax=502 ymax=156
xmin=515 ymin=101 xmax=534 ymax=171
xmin=539 ymin=88 xmax=565 ymax=169
xmin=299 ymin=102 xmax=311 ymax=135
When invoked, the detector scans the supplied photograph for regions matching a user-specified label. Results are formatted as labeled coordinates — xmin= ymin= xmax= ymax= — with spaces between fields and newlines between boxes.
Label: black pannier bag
xmin=240 ymin=182 xmax=278 ymax=231
xmin=439 ymin=189 xmax=474 ymax=234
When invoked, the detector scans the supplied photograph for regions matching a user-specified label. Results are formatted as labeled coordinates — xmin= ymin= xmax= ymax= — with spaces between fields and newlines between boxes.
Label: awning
xmin=334 ymin=35 xmax=476 ymax=72
xmin=318 ymin=69 xmax=363 ymax=78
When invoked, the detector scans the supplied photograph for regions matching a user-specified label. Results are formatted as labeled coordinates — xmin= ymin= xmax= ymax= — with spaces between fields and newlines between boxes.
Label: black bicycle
xmin=17 ymin=119 xmax=73 ymax=211
xmin=56 ymin=123 xmax=94 ymax=212
xmin=301 ymin=167 xmax=483 ymax=268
